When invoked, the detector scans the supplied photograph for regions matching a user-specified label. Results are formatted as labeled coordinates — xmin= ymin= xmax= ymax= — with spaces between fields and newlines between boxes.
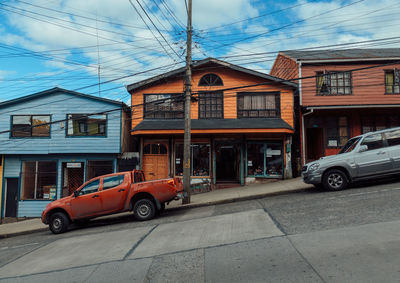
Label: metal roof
xmin=126 ymin=57 xmax=297 ymax=93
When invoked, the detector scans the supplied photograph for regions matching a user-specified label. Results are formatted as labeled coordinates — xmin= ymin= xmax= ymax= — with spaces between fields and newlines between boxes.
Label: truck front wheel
xmin=323 ymin=169 xmax=348 ymax=191
xmin=49 ymin=212 xmax=70 ymax=234
xmin=133 ymin=199 xmax=156 ymax=221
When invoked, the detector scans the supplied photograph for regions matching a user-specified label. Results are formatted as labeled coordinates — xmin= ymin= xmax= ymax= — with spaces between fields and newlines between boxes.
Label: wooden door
xmin=5 ymin=178 xmax=18 ymax=217
xmin=143 ymin=143 xmax=169 ymax=181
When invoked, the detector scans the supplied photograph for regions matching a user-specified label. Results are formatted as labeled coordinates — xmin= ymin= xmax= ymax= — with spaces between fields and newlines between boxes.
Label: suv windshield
xmin=339 ymin=137 xmax=361 ymax=154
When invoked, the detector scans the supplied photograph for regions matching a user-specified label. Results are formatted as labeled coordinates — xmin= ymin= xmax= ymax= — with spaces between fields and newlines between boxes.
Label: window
xmin=102 ymin=175 xmax=125 ymax=190
xmin=237 ymin=92 xmax=280 ymax=118
xmin=143 ymin=143 xmax=168 ymax=154
xmin=21 ymin=161 xmax=57 ymax=200
xmin=11 ymin=115 xmax=50 ymax=137
xmin=79 ymin=179 xmax=100 ymax=195
xmin=134 ymin=171 xmax=144 ymax=183
xmin=361 ymin=116 xmax=400 ymax=134
xmin=175 ymin=143 xmax=210 ymax=176
xmin=385 ymin=129 xmax=400 ymax=146
xmin=247 ymin=142 xmax=283 ymax=177
xmin=361 ymin=133 xmax=384 ymax=151
xmin=316 ymin=71 xmax=352 ymax=95
xmin=198 ymin=92 xmax=223 ymax=118
xmin=385 ymin=69 xmax=400 ymax=94
xmin=144 ymin=93 xmax=184 ymax=119
xmin=198 ymin=74 xmax=223 ymax=86
xmin=326 ymin=116 xmax=349 ymax=148
xmin=86 ymin=160 xmax=114 ymax=180
xmin=67 ymin=114 xmax=106 ymax=136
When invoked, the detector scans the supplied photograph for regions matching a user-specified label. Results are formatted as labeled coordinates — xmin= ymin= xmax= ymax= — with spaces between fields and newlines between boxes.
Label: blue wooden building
xmin=0 ymin=87 xmax=131 ymax=218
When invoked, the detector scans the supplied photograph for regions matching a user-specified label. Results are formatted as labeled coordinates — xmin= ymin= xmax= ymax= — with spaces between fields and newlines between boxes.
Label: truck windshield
xmin=339 ymin=137 xmax=361 ymax=154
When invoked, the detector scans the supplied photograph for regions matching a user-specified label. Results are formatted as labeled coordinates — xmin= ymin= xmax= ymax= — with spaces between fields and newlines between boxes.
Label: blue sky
xmin=0 ymin=0 xmax=399 ymax=103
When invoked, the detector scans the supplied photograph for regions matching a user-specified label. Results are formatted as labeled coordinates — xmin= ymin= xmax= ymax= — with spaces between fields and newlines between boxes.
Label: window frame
xmin=174 ymin=142 xmax=211 ymax=177
xmin=384 ymin=69 xmax=400 ymax=94
xmin=11 ymin=115 xmax=51 ymax=138
xmin=143 ymin=93 xmax=184 ymax=119
xmin=316 ymin=71 xmax=352 ymax=96
xmin=245 ymin=141 xmax=283 ymax=178
xmin=361 ymin=115 xmax=400 ymax=134
xmin=66 ymin=113 xmax=107 ymax=137
xmin=198 ymin=91 xmax=224 ymax=119
xmin=325 ymin=116 xmax=349 ymax=149
xmin=101 ymin=174 xmax=126 ymax=191
xmin=78 ymin=178 xmax=100 ymax=196
xmin=198 ymin=73 xmax=223 ymax=86
xmin=237 ymin=92 xmax=281 ymax=119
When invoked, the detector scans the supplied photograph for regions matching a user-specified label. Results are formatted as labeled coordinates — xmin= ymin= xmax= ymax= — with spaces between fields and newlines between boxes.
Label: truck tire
xmin=133 ymin=198 xmax=156 ymax=221
xmin=49 ymin=212 xmax=70 ymax=234
xmin=323 ymin=169 xmax=348 ymax=191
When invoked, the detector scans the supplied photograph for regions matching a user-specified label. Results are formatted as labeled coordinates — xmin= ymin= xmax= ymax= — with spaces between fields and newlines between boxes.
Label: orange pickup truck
xmin=42 ymin=170 xmax=183 ymax=234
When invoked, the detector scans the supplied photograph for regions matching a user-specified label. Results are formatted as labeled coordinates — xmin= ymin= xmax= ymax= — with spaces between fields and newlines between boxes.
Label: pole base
xmin=182 ymin=195 xmax=191 ymax=204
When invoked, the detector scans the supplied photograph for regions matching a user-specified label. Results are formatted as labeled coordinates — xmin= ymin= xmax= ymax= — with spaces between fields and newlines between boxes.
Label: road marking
xmin=327 ymin=187 xmax=400 ymax=200
xmin=0 ymin=243 xmax=39 ymax=250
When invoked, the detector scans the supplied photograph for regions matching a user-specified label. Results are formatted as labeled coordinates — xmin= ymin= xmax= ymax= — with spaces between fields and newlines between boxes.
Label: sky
xmin=1 ymin=0 xmax=400 ymax=104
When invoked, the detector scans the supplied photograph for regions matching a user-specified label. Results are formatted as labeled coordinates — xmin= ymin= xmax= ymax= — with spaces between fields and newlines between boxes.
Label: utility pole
xmin=182 ymin=0 xmax=192 ymax=204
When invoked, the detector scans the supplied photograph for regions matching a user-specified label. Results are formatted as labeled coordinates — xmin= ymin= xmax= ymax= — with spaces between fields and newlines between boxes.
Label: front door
xmin=5 ymin=178 xmax=18 ymax=217
xmin=306 ymin=128 xmax=324 ymax=162
xmin=143 ymin=143 xmax=169 ymax=180
xmin=62 ymin=162 xmax=84 ymax=197
xmin=70 ymin=179 xmax=102 ymax=218
xmin=99 ymin=174 xmax=129 ymax=213
xmin=216 ymin=144 xmax=239 ymax=182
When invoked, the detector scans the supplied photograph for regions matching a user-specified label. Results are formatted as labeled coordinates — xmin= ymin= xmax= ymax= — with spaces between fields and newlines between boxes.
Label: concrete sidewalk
xmin=0 ymin=177 xmax=311 ymax=239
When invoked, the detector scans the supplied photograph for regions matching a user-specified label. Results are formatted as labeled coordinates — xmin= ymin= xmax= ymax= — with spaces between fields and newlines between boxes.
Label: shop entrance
xmin=306 ymin=128 xmax=324 ymax=162
xmin=5 ymin=178 xmax=18 ymax=217
xmin=216 ymin=144 xmax=240 ymax=182
xmin=62 ymin=162 xmax=84 ymax=198
xmin=142 ymin=142 xmax=169 ymax=181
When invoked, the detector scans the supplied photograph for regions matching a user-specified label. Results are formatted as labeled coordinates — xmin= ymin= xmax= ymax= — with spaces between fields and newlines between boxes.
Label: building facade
xmin=271 ymin=49 xmax=400 ymax=164
xmin=0 ymin=88 xmax=130 ymax=218
xmin=128 ymin=58 xmax=298 ymax=188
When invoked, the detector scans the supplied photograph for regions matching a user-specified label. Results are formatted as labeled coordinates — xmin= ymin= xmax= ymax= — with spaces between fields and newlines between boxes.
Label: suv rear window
xmin=385 ymin=129 xmax=400 ymax=146
xmin=361 ymin=133 xmax=384 ymax=151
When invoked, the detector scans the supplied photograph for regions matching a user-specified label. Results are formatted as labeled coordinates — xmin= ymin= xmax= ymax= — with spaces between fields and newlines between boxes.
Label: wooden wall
xmin=270 ymin=54 xmax=299 ymax=81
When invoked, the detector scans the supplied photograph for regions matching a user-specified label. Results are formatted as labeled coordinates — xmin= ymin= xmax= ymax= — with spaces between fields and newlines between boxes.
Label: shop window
xmin=198 ymin=92 xmax=223 ymax=119
xmin=326 ymin=116 xmax=349 ymax=148
xmin=175 ymin=143 xmax=210 ymax=176
xmin=247 ymin=143 xmax=282 ymax=177
xmin=144 ymin=93 xmax=184 ymax=119
xmin=11 ymin=115 xmax=50 ymax=137
xmin=67 ymin=114 xmax=106 ymax=136
xmin=385 ymin=69 xmax=400 ymax=94
xmin=79 ymin=179 xmax=100 ymax=196
xmin=86 ymin=160 xmax=114 ymax=180
xmin=316 ymin=71 xmax=352 ymax=95
xmin=198 ymin=74 xmax=223 ymax=86
xmin=362 ymin=116 xmax=400 ymax=134
xmin=21 ymin=161 xmax=57 ymax=200
xmin=102 ymin=175 xmax=125 ymax=190
xmin=237 ymin=92 xmax=280 ymax=118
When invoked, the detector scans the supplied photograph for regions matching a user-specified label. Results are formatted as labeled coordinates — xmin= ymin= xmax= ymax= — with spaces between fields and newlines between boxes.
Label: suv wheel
xmin=49 ymin=212 xmax=70 ymax=234
xmin=133 ymin=199 xmax=155 ymax=221
xmin=323 ymin=169 xmax=348 ymax=191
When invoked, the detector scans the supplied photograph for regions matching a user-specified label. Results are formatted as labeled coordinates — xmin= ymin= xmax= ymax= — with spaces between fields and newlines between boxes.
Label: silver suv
xmin=302 ymin=127 xmax=400 ymax=190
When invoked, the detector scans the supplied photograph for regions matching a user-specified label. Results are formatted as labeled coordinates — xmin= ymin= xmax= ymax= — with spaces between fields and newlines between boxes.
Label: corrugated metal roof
xmin=281 ymin=48 xmax=400 ymax=61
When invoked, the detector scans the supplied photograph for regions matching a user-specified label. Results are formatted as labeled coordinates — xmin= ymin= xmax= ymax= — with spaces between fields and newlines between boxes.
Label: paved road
xmin=1 ymin=178 xmax=400 ymax=282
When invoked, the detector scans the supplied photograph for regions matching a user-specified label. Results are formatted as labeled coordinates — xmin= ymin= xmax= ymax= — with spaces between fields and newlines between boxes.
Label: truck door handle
xmin=118 ymin=189 xmax=125 ymax=192
xmin=92 ymin=195 xmax=99 ymax=198
xmin=377 ymin=151 xmax=386 ymax=155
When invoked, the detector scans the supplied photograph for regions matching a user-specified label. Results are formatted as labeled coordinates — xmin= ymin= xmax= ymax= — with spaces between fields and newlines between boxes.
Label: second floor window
xmin=11 ymin=115 xmax=50 ymax=137
xmin=67 ymin=114 xmax=107 ymax=136
xmin=316 ymin=71 xmax=352 ymax=95
xmin=199 ymin=92 xmax=223 ymax=119
xmin=237 ymin=92 xmax=280 ymax=118
xmin=385 ymin=69 xmax=400 ymax=94
xmin=144 ymin=93 xmax=184 ymax=119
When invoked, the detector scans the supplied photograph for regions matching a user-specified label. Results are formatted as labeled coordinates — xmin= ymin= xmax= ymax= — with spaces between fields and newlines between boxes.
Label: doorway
xmin=306 ymin=128 xmax=324 ymax=162
xmin=5 ymin=178 xmax=18 ymax=217
xmin=62 ymin=162 xmax=84 ymax=197
xmin=142 ymin=143 xmax=169 ymax=181
xmin=216 ymin=144 xmax=239 ymax=182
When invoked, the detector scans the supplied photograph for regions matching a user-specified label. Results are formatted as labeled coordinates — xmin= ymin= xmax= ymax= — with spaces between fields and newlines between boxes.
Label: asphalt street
xmin=0 ymin=177 xmax=400 ymax=282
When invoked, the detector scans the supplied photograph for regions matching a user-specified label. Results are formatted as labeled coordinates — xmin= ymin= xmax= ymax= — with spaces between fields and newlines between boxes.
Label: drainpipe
xmin=302 ymin=109 xmax=314 ymax=165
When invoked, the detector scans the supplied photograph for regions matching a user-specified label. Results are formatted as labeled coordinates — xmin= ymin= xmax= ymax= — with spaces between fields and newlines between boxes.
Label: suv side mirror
xmin=73 ymin=190 xmax=79 ymax=197
xmin=358 ymin=145 xmax=368 ymax=152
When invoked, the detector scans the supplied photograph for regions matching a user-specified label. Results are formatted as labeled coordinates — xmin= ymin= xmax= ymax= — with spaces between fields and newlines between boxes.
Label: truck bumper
xmin=302 ymin=172 xmax=322 ymax=184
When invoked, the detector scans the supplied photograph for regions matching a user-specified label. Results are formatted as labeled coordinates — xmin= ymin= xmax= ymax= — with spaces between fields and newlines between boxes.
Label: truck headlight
xmin=309 ymin=163 xmax=320 ymax=172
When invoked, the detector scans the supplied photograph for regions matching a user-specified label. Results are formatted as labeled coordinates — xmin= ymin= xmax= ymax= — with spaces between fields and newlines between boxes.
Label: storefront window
xmin=21 ymin=161 xmax=57 ymax=200
xmin=247 ymin=142 xmax=283 ymax=177
xmin=86 ymin=160 xmax=114 ymax=180
xmin=175 ymin=143 xmax=210 ymax=176
xmin=326 ymin=116 xmax=349 ymax=147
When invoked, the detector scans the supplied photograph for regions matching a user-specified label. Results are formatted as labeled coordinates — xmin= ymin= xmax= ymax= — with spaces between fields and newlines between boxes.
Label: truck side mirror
xmin=73 ymin=190 xmax=79 ymax=197
xmin=358 ymin=145 xmax=368 ymax=152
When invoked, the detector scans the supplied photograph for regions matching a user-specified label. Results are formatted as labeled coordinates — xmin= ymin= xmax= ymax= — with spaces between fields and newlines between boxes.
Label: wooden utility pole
xmin=182 ymin=0 xmax=192 ymax=204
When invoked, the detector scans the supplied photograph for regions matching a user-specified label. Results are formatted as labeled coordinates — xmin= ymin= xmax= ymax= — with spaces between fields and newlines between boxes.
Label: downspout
xmin=302 ymin=108 xmax=314 ymax=165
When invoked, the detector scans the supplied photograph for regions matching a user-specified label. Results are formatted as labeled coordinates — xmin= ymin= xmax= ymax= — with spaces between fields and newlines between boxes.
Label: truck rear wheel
xmin=133 ymin=198 xmax=155 ymax=221
xmin=49 ymin=212 xmax=69 ymax=234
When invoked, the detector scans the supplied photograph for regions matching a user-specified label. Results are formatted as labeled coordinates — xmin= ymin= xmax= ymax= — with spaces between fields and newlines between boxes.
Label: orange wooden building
xmin=127 ymin=58 xmax=298 ymax=187
xmin=271 ymin=49 xmax=400 ymax=164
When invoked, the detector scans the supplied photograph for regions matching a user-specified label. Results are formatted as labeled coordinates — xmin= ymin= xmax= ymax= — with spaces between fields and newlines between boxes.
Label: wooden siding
xmin=131 ymin=66 xmax=295 ymax=129
xmin=301 ymin=63 xmax=400 ymax=106
xmin=4 ymin=156 xmax=21 ymax=178
xmin=270 ymin=54 xmax=299 ymax=81
xmin=0 ymin=91 xmax=122 ymax=154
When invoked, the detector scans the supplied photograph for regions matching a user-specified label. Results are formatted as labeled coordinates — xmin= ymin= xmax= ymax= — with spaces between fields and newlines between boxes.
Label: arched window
xmin=198 ymin=74 xmax=223 ymax=86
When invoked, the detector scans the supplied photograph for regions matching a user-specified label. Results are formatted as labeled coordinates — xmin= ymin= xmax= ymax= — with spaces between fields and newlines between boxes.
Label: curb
xmin=0 ymin=186 xmax=310 ymax=239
